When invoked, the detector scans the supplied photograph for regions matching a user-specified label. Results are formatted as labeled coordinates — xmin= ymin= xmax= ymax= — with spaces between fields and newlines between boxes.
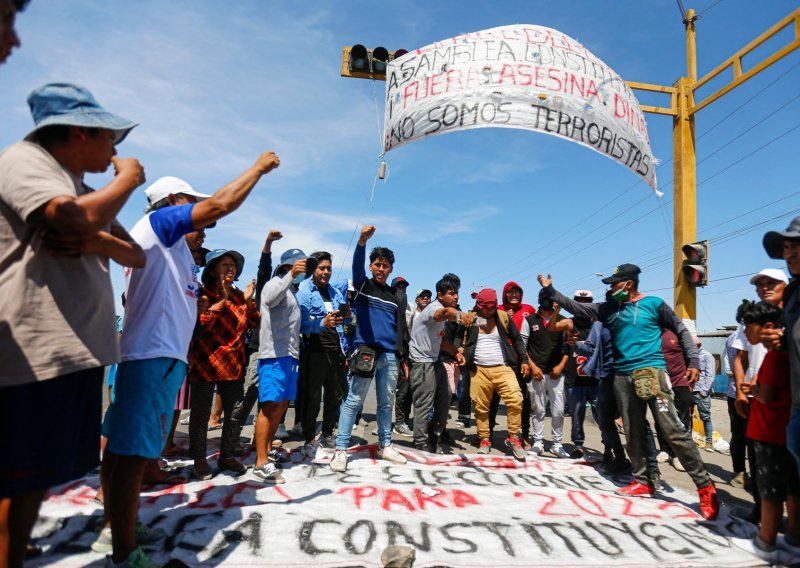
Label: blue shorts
xmin=103 ymin=357 xmax=187 ymax=459
xmin=258 ymin=357 xmax=299 ymax=403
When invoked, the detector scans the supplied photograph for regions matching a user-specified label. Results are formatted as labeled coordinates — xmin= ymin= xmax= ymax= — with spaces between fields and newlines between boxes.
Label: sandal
xmin=142 ymin=469 xmax=189 ymax=485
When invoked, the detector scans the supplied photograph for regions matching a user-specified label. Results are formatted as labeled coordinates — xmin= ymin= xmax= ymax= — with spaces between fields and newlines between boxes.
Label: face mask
xmin=539 ymin=300 xmax=554 ymax=311
xmin=610 ymin=285 xmax=629 ymax=302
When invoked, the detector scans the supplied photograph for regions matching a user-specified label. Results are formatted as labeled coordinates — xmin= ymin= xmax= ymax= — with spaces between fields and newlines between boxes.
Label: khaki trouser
xmin=470 ymin=365 xmax=523 ymax=439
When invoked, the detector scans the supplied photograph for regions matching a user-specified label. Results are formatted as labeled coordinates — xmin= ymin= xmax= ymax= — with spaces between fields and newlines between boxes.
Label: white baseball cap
xmin=144 ymin=176 xmax=212 ymax=213
xmin=749 ymin=268 xmax=789 ymax=285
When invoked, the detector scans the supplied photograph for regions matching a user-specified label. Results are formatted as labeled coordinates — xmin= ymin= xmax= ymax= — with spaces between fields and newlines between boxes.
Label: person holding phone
xmin=296 ymin=250 xmax=350 ymax=457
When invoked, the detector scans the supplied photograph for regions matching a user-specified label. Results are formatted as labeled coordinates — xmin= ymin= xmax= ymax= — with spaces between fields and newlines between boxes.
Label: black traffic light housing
xmin=681 ymin=240 xmax=709 ymax=287
xmin=341 ymin=45 xmax=408 ymax=80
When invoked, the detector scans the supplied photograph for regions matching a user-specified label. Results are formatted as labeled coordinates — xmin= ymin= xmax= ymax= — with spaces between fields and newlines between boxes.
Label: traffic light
xmin=681 ymin=240 xmax=709 ymax=287
xmin=341 ymin=45 xmax=408 ymax=80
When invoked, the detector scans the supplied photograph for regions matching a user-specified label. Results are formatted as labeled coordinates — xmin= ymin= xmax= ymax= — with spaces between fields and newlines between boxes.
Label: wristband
xmin=456 ymin=311 xmax=462 ymax=324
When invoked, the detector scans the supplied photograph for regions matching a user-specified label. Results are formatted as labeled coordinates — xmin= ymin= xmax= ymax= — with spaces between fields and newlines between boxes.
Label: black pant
xmin=457 ymin=366 xmax=471 ymax=418
xmin=189 ymin=379 xmax=244 ymax=460
xmin=728 ymin=396 xmax=749 ymax=472
xmin=395 ymin=373 xmax=413 ymax=425
xmin=489 ymin=373 xmax=530 ymax=438
xmin=299 ymin=350 xmax=345 ymax=442
xmin=656 ymin=385 xmax=693 ymax=457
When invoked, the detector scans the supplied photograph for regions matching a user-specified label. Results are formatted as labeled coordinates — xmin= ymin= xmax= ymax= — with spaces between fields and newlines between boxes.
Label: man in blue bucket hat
xmin=0 ymin=82 xmax=146 ymax=567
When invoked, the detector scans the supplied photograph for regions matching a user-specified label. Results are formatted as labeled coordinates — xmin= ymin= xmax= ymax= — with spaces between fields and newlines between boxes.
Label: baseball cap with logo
xmin=601 ymin=264 xmax=641 ymax=284
xmin=573 ymin=290 xmax=594 ymax=302
xmin=391 ymin=277 xmax=409 ymax=288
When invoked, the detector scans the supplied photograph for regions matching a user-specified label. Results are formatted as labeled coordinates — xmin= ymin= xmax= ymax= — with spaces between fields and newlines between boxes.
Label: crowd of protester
xmin=2 ymin=4 xmax=800 ymax=566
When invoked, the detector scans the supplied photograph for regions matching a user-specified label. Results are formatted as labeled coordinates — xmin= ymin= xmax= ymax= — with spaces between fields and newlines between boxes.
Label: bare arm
xmin=95 ymin=223 xmax=145 ymax=267
xmin=32 ymin=157 xmax=145 ymax=238
xmin=190 ymin=152 xmax=280 ymax=229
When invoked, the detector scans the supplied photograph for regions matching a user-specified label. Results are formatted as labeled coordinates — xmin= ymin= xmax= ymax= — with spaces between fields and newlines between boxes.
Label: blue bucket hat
xmin=202 ymin=249 xmax=245 ymax=287
xmin=273 ymin=248 xmax=318 ymax=278
xmin=25 ymin=83 xmax=137 ymax=144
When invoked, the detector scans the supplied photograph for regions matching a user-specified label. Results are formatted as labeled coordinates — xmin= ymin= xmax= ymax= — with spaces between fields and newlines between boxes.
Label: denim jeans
xmin=788 ymin=407 xmax=800 ymax=477
xmin=693 ymin=392 xmax=713 ymax=444
xmin=567 ymin=385 xmax=599 ymax=447
xmin=614 ymin=370 xmax=710 ymax=488
xmin=336 ymin=351 xmax=398 ymax=450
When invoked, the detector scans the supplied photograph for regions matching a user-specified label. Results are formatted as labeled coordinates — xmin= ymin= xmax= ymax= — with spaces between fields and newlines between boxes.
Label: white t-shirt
xmin=0 ymin=141 xmax=118 ymax=386
xmin=728 ymin=322 xmax=767 ymax=396
xmin=121 ymin=204 xmax=199 ymax=363
xmin=474 ymin=326 xmax=505 ymax=366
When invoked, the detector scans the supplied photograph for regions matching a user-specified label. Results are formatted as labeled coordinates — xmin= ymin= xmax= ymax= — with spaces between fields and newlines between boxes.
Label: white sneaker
xmin=530 ymin=441 xmax=544 ymax=456
xmin=377 ymin=444 xmax=407 ymax=464
xmin=656 ymin=451 xmax=670 ymax=463
xmin=671 ymin=456 xmax=686 ymax=472
xmin=330 ymin=450 xmax=348 ymax=472
xmin=551 ymin=444 xmax=570 ymax=459
xmin=253 ymin=462 xmax=285 ymax=484
xmin=275 ymin=424 xmax=289 ymax=441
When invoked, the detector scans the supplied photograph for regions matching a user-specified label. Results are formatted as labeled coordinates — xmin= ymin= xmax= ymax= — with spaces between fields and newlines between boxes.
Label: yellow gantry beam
xmin=628 ymin=7 xmax=800 ymax=320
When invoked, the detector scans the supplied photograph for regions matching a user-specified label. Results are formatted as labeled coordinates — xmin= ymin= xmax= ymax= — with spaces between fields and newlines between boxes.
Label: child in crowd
xmin=736 ymin=300 xmax=800 ymax=562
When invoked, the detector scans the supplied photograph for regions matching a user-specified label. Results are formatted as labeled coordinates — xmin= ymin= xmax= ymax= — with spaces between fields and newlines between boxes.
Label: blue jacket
xmin=577 ymin=321 xmax=614 ymax=380
xmin=296 ymin=278 xmax=348 ymax=355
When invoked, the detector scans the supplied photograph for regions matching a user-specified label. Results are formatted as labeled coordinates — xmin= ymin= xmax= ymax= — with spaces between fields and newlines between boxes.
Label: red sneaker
xmin=477 ymin=439 xmax=491 ymax=455
xmin=615 ymin=481 xmax=654 ymax=498
xmin=698 ymin=483 xmax=719 ymax=520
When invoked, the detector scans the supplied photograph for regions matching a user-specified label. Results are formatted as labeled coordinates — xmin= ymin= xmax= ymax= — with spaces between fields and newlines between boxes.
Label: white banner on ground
xmin=32 ymin=445 xmax=771 ymax=566
xmin=384 ymin=25 xmax=658 ymax=190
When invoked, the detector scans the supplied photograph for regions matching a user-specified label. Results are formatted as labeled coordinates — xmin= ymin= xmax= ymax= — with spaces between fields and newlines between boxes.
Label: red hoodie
xmin=499 ymin=281 xmax=536 ymax=331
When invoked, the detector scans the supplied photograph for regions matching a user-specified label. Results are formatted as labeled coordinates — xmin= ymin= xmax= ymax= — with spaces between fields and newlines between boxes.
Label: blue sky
xmin=3 ymin=0 xmax=799 ymax=332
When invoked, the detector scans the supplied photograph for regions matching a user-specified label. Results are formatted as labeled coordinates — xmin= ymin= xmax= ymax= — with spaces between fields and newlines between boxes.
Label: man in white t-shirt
xmin=0 ymin=83 xmax=144 ymax=568
xmin=100 ymin=154 xmax=280 ymax=566
xmin=728 ymin=267 xmax=787 ymax=523
xmin=408 ymin=276 xmax=472 ymax=452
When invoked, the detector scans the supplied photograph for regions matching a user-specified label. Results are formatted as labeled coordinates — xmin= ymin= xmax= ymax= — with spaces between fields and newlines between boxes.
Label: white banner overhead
xmin=383 ymin=25 xmax=659 ymax=190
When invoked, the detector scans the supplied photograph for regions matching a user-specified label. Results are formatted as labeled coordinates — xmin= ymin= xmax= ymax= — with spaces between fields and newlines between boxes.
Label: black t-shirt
xmin=525 ymin=312 xmax=566 ymax=372
xmin=309 ymin=286 xmax=342 ymax=354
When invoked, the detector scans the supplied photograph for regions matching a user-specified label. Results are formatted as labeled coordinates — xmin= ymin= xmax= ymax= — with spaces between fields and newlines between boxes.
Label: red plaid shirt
xmin=189 ymin=286 xmax=260 ymax=382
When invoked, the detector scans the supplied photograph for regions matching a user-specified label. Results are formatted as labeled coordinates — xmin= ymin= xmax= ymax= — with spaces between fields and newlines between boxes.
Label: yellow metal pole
xmin=673 ymin=9 xmax=698 ymax=320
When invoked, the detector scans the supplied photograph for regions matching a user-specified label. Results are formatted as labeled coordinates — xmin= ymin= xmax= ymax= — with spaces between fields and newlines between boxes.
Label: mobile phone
xmin=335 ymin=302 xmax=349 ymax=317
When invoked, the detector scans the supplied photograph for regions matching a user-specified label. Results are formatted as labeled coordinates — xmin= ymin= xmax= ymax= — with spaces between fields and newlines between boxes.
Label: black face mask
xmin=539 ymin=300 xmax=554 ymax=311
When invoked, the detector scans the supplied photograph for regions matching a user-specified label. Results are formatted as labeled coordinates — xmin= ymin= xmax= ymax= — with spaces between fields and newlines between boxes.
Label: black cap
xmin=763 ymin=216 xmax=800 ymax=259
xmin=601 ymin=263 xmax=641 ymax=284
xmin=391 ymin=276 xmax=409 ymax=288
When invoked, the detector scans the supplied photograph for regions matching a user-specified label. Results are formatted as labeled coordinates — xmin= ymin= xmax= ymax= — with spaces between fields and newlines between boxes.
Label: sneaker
xmin=454 ymin=416 xmax=470 ymax=428
xmin=275 ymin=424 xmax=289 ymax=441
xmin=731 ymin=537 xmax=778 ymax=564
xmin=302 ymin=442 xmax=318 ymax=459
xmin=377 ymin=444 xmax=407 ymax=465
xmin=290 ymin=423 xmax=303 ymax=436
xmin=650 ymin=473 xmax=663 ymax=492
xmin=551 ymin=444 xmax=570 ymax=459
xmin=93 ymin=523 xmax=167 ymax=554
xmin=352 ymin=422 xmax=359 ymax=431
xmin=671 ymin=456 xmax=686 ymax=472
xmin=253 ymin=462 xmax=285 ymax=484
xmin=730 ymin=471 xmax=745 ymax=489
xmin=569 ymin=447 xmax=585 ymax=459
xmin=268 ymin=448 xmax=289 ymax=463
xmin=602 ymin=448 xmax=614 ymax=465
xmin=777 ymin=535 xmax=800 ymax=556
xmin=217 ymin=457 xmax=247 ymax=475
xmin=605 ymin=457 xmax=632 ymax=475
xmin=520 ymin=435 xmax=532 ymax=451
xmin=615 ymin=481 xmax=654 ymax=498
xmin=656 ymin=451 xmax=670 ymax=464
xmin=393 ymin=423 xmax=413 ymax=438
xmin=104 ymin=546 xmax=158 ymax=568
xmin=704 ymin=442 xmax=715 ymax=453
xmin=330 ymin=450 xmax=348 ymax=472
xmin=477 ymin=439 xmax=491 ymax=454
xmin=319 ymin=434 xmax=336 ymax=449
xmin=179 ymin=416 xmax=190 ymax=426
xmin=505 ymin=437 xmax=527 ymax=461
xmin=698 ymin=483 xmax=719 ymax=520
xmin=530 ymin=441 xmax=544 ymax=456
